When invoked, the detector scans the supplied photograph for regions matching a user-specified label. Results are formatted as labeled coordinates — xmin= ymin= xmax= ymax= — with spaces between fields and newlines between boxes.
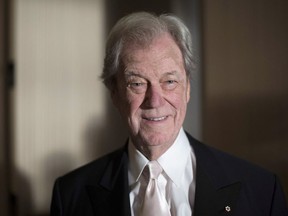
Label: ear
xmin=186 ymin=79 xmax=191 ymax=103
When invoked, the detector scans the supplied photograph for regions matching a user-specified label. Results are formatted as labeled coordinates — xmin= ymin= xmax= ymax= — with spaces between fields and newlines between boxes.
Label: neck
xmin=136 ymin=142 xmax=173 ymax=161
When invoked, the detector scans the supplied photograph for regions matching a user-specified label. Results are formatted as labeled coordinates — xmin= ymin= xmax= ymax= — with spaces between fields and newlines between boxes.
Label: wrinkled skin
xmin=112 ymin=33 xmax=190 ymax=160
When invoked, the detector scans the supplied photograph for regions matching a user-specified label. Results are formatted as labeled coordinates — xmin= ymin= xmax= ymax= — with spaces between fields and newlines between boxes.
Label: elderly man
xmin=50 ymin=12 xmax=288 ymax=216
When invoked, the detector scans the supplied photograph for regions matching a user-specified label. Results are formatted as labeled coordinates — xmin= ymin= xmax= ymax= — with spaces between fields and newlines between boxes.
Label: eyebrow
xmin=124 ymin=71 xmax=143 ymax=77
xmin=164 ymin=71 xmax=179 ymax=76
xmin=124 ymin=70 xmax=180 ymax=78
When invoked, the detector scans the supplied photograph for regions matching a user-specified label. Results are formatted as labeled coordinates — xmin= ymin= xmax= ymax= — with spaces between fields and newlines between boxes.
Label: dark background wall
xmin=0 ymin=0 xmax=10 ymax=215
xmin=202 ymin=0 xmax=288 ymax=199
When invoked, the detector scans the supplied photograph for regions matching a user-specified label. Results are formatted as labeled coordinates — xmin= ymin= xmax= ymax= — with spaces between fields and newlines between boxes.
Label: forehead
xmin=120 ymin=33 xmax=184 ymax=72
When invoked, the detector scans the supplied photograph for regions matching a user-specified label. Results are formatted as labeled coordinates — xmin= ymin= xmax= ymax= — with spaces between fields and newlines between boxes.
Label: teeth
xmin=146 ymin=116 xmax=166 ymax=121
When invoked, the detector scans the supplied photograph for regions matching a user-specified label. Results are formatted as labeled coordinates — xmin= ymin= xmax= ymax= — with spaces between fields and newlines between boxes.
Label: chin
xmin=139 ymin=131 xmax=176 ymax=147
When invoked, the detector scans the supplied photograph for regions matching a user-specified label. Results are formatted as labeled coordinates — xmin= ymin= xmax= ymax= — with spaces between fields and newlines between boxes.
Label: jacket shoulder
xmin=56 ymin=147 xmax=127 ymax=188
xmin=187 ymin=133 xmax=274 ymax=178
xmin=187 ymin=133 xmax=288 ymax=215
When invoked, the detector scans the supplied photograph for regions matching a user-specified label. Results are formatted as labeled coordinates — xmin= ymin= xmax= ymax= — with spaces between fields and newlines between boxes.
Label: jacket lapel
xmin=193 ymin=166 xmax=241 ymax=216
xmin=187 ymin=134 xmax=242 ymax=216
xmin=86 ymin=147 xmax=131 ymax=216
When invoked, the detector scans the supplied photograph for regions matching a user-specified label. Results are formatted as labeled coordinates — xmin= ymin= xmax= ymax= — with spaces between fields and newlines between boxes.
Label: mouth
xmin=143 ymin=116 xmax=168 ymax=122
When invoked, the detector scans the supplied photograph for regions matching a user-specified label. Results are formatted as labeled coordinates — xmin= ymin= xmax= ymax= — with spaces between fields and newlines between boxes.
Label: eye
xmin=167 ymin=80 xmax=176 ymax=84
xmin=129 ymin=82 xmax=144 ymax=87
xmin=162 ymin=80 xmax=178 ymax=90
xmin=127 ymin=82 xmax=147 ymax=93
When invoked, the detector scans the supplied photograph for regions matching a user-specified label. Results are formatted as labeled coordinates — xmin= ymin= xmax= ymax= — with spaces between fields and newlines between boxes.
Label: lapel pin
xmin=225 ymin=206 xmax=231 ymax=212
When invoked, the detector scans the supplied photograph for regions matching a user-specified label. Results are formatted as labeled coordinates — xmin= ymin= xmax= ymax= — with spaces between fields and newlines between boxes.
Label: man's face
xmin=112 ymin=33 xmax=190 ymax=154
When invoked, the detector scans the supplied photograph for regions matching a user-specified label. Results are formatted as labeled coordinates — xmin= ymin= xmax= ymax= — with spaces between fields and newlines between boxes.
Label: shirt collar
xmin=128 ymin=128 xmax=191 ymax=187
xmin=128 ymin=139 xmax=149 ymax=184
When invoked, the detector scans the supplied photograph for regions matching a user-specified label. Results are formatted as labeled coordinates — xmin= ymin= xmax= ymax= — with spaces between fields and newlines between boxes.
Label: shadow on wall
xmin=43 ymin=152 xmax=76 ymax=197
xmin=12 ymin=169 xmax=32 ymax=216
xmin=83 ymin=92 xmax=128 ymax=160
xmin=21 ymin=99 xmax=128 ymax=216
xmin=105 ymin=0 xmax=171 ymax=29
xmin=13 ymin=153 xmax=75 ymax=216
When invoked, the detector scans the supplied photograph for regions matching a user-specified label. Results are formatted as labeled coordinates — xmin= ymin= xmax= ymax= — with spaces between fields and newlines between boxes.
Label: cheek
xmin=124 ymin=93 xmax=145 ymax=118
xmin=131 ymin=100 xmax=145 ymax=117
xmin=167 ymin=90 xmax=189 ymax=111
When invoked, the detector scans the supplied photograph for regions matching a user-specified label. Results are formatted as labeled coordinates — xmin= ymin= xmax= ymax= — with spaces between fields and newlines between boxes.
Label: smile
xmin=143 ymin=116 xmax=168 ymax=121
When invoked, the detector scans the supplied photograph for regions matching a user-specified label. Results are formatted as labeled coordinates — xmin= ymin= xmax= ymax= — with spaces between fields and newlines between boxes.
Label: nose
xmin=142 ymin=84 xmax=165 ymax=108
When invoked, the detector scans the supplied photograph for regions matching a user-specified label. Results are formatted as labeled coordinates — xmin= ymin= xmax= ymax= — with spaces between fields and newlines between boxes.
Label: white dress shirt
xmin=128 ymin=128 xmax=196 ymax=216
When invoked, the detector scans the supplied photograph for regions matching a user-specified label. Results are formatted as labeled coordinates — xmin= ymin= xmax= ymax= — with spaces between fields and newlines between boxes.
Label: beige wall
xmin=13 ymin=0 xmax=127 ymax=215
xmin=202 ymin=0 xmax=288 ymax=199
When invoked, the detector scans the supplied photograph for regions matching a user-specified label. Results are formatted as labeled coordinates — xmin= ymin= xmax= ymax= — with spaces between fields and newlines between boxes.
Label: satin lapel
xmin=86 ymin=148 xmax=131 ymax=216
xmin=187 ymin=133 xmax=242 ymax=216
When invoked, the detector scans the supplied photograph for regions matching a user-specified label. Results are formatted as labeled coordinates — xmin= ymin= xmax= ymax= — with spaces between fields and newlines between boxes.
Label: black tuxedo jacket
xmin=50 ymin=133 xmax=288 ymax=216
